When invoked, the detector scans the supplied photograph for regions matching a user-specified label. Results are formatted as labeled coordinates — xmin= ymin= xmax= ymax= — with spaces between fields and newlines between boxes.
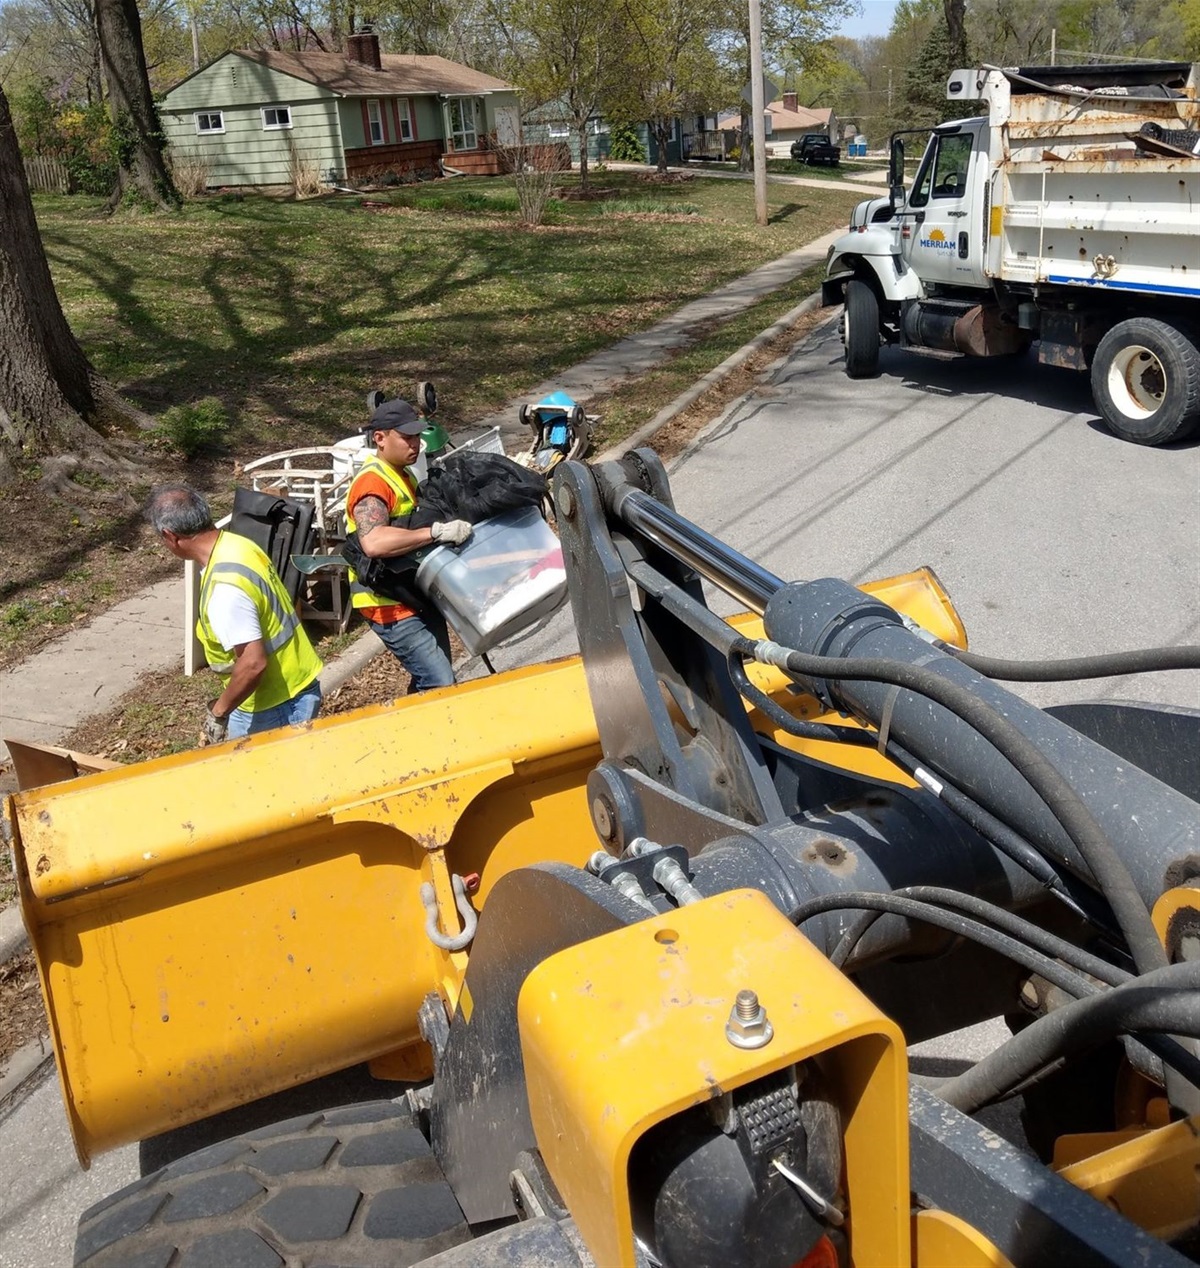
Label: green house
xmin=159 ymin=33 xmax=521 ymax=188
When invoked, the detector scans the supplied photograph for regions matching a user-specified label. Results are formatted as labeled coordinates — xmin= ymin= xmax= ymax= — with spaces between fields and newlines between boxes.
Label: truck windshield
xmin=909 ymin=132 xmax=973 ymax=208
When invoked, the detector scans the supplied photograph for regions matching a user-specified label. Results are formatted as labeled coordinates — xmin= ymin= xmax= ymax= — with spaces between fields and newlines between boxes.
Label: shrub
xmin=170 ymin=148 xmax=212 ymax=198
xmin=608 ymin=123 xmax=646 ymax=164
xmin=152 ymin=398 xmax=229 ymax=457
xmin=288 ymin=143 xmax=323 ymax=198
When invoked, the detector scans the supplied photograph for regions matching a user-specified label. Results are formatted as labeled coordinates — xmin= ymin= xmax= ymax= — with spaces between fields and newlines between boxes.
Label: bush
xmin=152 ymin=398 xmax=229 ymax=457
xmin=170 ymin=148 xmax=212 ymax=198
xmin=608 ymin=123 xmax=646 ymax=164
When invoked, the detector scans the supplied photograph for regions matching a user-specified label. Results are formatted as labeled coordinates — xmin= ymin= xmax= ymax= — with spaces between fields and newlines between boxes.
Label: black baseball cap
xmin=367 ymin=398 xmax=424 ymax=436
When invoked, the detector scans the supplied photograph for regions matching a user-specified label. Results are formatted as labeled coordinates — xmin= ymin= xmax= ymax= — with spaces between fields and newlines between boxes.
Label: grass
xmin=33 ymin=170 xmax=862 ymax=456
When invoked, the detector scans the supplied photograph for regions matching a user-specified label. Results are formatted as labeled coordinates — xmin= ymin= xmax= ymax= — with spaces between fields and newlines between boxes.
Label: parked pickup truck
xmin=821 ymin=62 xmax=1200 ymax=446
xmin=790 ymin=133 xmax=840 ymax=165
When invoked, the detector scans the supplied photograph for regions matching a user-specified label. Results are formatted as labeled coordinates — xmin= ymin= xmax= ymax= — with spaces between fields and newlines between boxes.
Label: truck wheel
xmin=844 ymin=280 xmax=881 ymax=379
xmin=76 ymin=1101 xmax=471 ymax=1268
xmin=1091 ymin=318 xmax=1200 ymax=445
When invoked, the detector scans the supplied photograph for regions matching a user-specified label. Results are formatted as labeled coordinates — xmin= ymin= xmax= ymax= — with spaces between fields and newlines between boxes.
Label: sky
xmin=836 ymin=0 xmax=902 ymax=40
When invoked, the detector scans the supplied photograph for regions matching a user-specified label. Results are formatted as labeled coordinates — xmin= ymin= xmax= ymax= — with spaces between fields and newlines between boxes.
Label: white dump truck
xmin=822 ymin=62 xmax=1200 ymax=445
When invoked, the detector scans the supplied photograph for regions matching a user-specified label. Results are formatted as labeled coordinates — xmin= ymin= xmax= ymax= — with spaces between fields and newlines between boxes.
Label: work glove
xmin=431 ymin=520 xmax=472 ymax=546
xmin=199 ymin=703 xmax=228 ymax=747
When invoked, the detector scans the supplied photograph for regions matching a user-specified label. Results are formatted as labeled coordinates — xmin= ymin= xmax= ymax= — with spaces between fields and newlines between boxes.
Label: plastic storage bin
xmin=415 ymin=506 xmax=567 ymax=655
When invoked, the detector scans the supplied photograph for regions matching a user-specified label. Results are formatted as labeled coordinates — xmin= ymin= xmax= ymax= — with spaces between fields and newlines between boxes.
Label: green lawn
xmin=35 ymin=171 xmax=864 ymax=455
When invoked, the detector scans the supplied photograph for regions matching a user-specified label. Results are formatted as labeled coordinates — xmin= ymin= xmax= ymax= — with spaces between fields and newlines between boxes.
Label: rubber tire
xmin=366 ymin=389 xmax=387 ymax=416
xmin=76 ymin=1101 xmax=471 ymax=1268
xmin=1090 ymin=317 xmax=1200 ymax=445
xmin=843 ymin=280 xmax=881 ymax=379
xmin=417 ymin=380 xmax=438 ymax=417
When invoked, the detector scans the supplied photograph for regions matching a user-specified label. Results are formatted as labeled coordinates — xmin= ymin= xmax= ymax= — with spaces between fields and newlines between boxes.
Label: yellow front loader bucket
xmin=8 ymin=571 xmax=964 ymax=1165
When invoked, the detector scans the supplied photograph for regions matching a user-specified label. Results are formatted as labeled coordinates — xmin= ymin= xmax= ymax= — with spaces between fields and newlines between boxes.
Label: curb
xmin=0 ymin=902 xmax=29 ymax=964
xmin=317 ymin=627 xmax=381 ymax=697
xmin=0 ymin=1033 xmax=53 ymax=1117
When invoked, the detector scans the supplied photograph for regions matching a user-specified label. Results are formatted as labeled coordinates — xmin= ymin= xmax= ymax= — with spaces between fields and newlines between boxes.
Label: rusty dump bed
xmin=8 ymin=572 xmax=964 ymax=1166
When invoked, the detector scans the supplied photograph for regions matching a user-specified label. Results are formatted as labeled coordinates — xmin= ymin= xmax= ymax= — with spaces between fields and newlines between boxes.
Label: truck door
xmin=899 ymin=127 xmax=986 ymax=291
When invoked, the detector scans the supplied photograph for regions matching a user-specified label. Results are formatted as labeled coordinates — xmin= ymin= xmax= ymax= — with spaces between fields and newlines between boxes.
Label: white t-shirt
xmin=205 ymin=582 xmax=263 ymax=651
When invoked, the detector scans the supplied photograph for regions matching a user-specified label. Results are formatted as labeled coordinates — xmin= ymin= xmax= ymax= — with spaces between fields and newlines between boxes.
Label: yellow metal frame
xmin=8 ymin=568 xmax=965 ymax=1165
xmin=1058 ymin=1116 xmax=1200 ymax=1241
xmin=517 ymin=889 xmax=910 ymax=1268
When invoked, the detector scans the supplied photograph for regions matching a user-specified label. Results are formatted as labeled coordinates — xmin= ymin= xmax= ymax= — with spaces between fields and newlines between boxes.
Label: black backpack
xmin=229 ymin=487 xmax=316 ymax=604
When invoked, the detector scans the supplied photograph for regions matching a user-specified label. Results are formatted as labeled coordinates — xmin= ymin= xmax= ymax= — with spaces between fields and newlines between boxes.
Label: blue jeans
xmin=369 ymin=611 xmax=455 ymax=693
xmin=228 ymin=680 xmax=323 ymax=738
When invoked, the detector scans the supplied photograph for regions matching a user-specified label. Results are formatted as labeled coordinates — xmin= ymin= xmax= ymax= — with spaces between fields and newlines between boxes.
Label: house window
xmin=194 ymin=111 xmax=224 ymax=134
xmin=395 ymin=97 xmax=413 ymax=141
xmin=262 ymin=106 xmax=292 ymax=130
xmin=445 ymin=97 xmax=478 ymax=151
xmin=367 ymin=99 xmax=385 ymax=144
xmin=548 ymin=123 xmax=569 ymax=139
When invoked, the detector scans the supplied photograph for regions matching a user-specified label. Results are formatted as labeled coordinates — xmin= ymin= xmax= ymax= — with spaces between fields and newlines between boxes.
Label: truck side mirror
xmin=889 ymin=137 xmax=905 ymax=206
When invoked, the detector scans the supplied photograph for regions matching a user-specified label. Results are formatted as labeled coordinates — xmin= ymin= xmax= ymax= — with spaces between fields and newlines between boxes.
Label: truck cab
xmin=821 ymin=61 xmax=1200 ymax=446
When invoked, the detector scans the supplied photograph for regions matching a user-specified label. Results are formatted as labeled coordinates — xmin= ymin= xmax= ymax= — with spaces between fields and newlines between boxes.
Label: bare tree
xmin=0 ymin=83 xmax=146 ymax=494
xmin=95 ymin=0 xmax=181 ymax=208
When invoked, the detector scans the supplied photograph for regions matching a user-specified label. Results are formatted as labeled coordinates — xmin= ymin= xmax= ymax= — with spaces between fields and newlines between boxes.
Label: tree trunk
xmin=943 ymin=0 xmax=968 ymax=70
xmin=95 ymin=0 xmax=181 ymax=210
xmin=577 ymin=121 xmax=590 ymax=193
xmin=738 ymin=107 xmax=751 ymax=172
xmin=0 ymin=84 xmax=145 ymax=492
xmin=654 ymin=122 xmax=670 ymax=174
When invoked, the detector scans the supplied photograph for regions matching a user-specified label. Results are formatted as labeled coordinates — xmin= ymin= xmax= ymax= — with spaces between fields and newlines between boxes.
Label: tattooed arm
xmin=351 ymin=494 xmax=437 ymax=559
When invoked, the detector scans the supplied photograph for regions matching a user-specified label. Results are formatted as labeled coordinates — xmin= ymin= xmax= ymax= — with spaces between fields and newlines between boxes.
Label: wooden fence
xmin=24 ymin=155 xmax=70 ymax=194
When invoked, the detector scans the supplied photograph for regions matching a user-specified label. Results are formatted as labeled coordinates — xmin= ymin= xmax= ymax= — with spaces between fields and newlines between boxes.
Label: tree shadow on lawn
xmin=39 ymin=200 xmax=737 ymax=455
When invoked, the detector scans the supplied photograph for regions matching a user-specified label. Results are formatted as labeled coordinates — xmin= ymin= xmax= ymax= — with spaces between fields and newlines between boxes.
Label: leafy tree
xmin=901 ymin=18 xmax=958 ymax=128
xmin=486 ymin=0 xmax=628 ymax=193
xmin=607 ymin=0 xmax=728 ymax=174
xmin=716 ymin=0 xmax=856 ymax=170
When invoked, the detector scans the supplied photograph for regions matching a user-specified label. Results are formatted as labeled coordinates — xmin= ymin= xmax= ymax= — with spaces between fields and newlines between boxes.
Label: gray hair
xmin=144 ymin=484 xmax=215 ymax=536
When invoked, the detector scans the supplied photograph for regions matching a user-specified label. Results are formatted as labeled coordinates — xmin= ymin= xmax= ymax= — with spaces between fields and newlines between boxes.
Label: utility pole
xmin=1050 ymin=29 xmax=1056 ymax=66
xmin=748 ymin=0 xmax=768 ymax=226
xmin=887 ymin=66 xmax=893 ymax=109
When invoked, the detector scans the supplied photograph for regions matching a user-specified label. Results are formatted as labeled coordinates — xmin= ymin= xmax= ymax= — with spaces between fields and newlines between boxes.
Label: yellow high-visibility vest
xmin=344 ymin=454 xmax=419 ymax=611
xmin=197 ymin=531 xmax=322 ymax=712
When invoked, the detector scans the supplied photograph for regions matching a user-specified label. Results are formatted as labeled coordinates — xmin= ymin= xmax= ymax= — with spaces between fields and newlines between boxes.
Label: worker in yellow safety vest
xmin=344 ymin=398 xmax=471 ymax=691
xmin=145 ymin=484 xmax=323 ymax=745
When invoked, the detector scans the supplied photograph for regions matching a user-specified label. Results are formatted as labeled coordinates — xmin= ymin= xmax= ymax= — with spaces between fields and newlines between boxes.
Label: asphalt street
xmin=3 ymin=315 xmax=1198 ymax=1266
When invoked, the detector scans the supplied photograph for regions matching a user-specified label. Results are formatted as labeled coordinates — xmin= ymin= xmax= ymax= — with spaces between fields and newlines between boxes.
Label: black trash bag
xmin=411 ymin=452 xmax=547 ymax=527
xmin=340 ymin=531 xmax=436 ymax=614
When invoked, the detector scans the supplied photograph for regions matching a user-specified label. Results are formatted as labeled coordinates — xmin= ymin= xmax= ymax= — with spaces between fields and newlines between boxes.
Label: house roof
xmin=231 ymin=49 xmax=513 ymax=98
xmin=717 ymin=102 xmax=833 ymax=131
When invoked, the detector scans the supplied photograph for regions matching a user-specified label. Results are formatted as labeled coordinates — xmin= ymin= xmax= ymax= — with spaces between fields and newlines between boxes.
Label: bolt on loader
xmin=7 ymin=450 xmax=1200 ymax=1267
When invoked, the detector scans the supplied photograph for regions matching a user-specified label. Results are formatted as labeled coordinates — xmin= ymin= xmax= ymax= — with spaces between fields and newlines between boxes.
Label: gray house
xmin=159 ymin=33 xmax=521 ymax=188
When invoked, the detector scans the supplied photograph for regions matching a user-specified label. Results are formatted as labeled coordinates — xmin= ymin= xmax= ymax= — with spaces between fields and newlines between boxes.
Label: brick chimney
xmin=346 ymin=30 xmax=382 ymax=70
xmin=783 ymin=91 xmax=797 ymax=113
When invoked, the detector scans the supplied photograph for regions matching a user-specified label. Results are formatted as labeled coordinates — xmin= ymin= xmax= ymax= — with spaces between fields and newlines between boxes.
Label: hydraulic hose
xmin=796 ymin=889 xmax=1200 ymax=1094
xmin=744 ymin=637 xmax=1169 ymax=978
xmin=793 ymin=890 xmax=1114 ymax=997
xmin=822 ymin=886 xmax=1129 ymax=987
xmin=938 ymin=961 xmax=1200 ymax=1114
xmin=940 ymin=643 xmax=1200 ymax=682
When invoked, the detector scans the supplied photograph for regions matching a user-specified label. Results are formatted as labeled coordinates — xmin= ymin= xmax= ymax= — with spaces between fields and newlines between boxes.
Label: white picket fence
xmin=24 ymin=155 xmax=69 ymax=194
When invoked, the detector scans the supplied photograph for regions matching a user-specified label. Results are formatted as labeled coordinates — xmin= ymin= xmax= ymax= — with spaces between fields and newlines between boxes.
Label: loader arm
xmin=10 ymin=450 xmax=1200 ymax=1268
